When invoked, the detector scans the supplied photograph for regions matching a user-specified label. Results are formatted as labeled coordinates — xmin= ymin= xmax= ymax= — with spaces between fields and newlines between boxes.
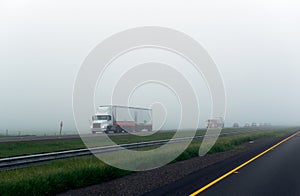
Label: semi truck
xmin=91 ymin=105 xmax=152 ymax=134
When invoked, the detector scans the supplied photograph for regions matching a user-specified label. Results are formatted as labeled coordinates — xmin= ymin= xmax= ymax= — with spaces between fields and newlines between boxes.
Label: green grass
xmin=0 ymin=127 xmax=280 ymax=158
xmin=0 ymin=157 xmax=131 ymax=196
xmin=0 ymin=132 xmax=175 ymax=158
xmin=0 ymin=139 xmax=86 ymax=158
xmin=174 ymin=127 xmax=296 ymax=162
xmin=0 ymin=127 xmax=298 ymax=196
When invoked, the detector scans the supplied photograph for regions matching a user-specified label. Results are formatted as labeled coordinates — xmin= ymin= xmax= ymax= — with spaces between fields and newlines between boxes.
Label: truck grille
xmin=93 ymin=123 xmax=101 ymax=128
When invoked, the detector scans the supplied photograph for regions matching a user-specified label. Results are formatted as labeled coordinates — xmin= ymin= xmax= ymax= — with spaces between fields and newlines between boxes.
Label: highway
xmin=197 ymin=132 xmax=300 ymax=196
xmin=145 ymin=132 xmax=300 ymax=196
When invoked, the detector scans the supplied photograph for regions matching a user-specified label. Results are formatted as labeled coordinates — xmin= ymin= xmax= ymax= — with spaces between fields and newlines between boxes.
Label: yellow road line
xmin=190 ymin=131 xmax=299 ymax=196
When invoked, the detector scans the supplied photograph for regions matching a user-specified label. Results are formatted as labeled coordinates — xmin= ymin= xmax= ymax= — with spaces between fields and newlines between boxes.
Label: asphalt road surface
xmin=146 ymin=132 xmax=300 ymax=196
xmin=199 ymin=133 xmax=300 ymax=196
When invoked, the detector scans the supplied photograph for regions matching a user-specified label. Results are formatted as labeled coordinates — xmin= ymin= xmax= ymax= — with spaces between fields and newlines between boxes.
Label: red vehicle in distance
xmin=206 ymin=117 xmax=224 ymax=128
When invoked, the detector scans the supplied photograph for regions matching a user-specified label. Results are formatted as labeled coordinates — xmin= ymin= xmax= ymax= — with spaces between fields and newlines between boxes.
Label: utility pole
xmin=60 ymin=121 xmax=63 ymax=136
xmin=6 ymin=129 xmax=8 ymax=136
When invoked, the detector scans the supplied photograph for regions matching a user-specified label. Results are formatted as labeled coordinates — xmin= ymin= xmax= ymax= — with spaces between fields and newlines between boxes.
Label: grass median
xmin=0 ymin=127 xmax=279 ymax=158
xmin=0 ymin=127 xmax=298 ymax=195
xmin=0 ymin=131 xmax=179 ymax=158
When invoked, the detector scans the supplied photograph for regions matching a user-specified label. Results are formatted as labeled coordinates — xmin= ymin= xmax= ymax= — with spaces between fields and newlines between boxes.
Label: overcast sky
xmin=0 ymin=0 xmax=299 ymax=134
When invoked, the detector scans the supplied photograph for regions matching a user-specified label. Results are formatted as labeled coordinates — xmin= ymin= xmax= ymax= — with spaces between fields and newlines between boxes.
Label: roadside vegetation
xmin=0 ymin=131 xmax=182 ymax=158
xmin=0 ymin=127 xmax=283 ymax=158
xmin=0 ymin=139 xmax=85 ymax=158
xmin=0 ymin=127 xmax=298 ymax=195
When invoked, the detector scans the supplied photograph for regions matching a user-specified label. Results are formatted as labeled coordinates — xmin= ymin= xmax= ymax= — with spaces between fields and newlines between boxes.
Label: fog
xmin=0 ymin=0 xmax=299 ymax=135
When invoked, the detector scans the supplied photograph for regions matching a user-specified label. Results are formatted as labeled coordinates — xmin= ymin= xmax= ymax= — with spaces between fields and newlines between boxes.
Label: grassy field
xmin=0 ymin=131 xmax=179 ymax=158
xmin=0 ymin=127 xmax=283 ymax=158
xmin=0 ymin=127 xmax=298 ymax=196
xmin=0 ymin=139 xmax=85 ymax=158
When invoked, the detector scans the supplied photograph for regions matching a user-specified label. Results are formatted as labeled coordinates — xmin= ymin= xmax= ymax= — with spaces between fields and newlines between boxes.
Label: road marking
xmin=190 ymin=131 xmax=300 ymax=196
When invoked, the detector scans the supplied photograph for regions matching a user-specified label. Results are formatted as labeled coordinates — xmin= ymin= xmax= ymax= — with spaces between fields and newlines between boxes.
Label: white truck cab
xmin=91 ymin=114 xmax=112 ymax=134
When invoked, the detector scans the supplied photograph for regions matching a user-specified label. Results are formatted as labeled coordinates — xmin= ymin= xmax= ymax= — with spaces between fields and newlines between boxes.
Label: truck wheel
xmin=116 ymin=126 xmax=124 ymax=133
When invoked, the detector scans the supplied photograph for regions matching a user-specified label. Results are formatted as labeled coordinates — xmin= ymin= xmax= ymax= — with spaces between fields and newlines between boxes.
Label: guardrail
xmin=0 ymin=129 xmax=263 ymax=171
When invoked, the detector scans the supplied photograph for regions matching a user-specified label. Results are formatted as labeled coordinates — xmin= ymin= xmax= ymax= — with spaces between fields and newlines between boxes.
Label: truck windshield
xmin=93 ymin=115 xmax=111 ymax=121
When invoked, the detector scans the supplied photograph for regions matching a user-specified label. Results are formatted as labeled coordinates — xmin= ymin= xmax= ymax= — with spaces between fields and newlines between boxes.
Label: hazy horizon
xmin=1 ymin=1 xmax=300 ymax=135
